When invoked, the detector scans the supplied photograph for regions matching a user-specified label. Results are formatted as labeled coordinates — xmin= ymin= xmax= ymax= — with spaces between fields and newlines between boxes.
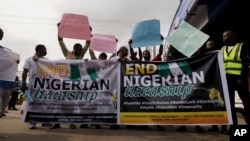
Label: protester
xmin=164 ymin=35 xmax=202 ymax=133
xmin=140 ymin=39 xmax=163 ymax=61
xmin=21 ymin=44 xmax=48 ymax=129
xmin=196 ymin=40 xmax=216 ymax=55
xmin=88 ymin=48 xmax=108 ymax=129
xmin=0 ymin=28 xmax=19 ymax=117
xmin=173 ymin=40 xmax=218 ymax=133
xmin=110 ymin=46 xmax=129 ymax=61
xmin=57 ymin=22 xmax=90 ymax=60
xmin=8 ymin=76 xmax=21 ymax=110
xmin=129 ymin=41 xmax=142 ymax=61
xmin=165 ymin=45 xmax=186 ymax=61
xmin=89 ymin=48 xmax=108 ymax=60
xmin=128 ymin=35 xmax=165 ymax=131
xmin=109 ymin=46 xmax=132 ymax=129
xmin=220 ymin=30 xmax=250 ymax=134
xmin=198 ymin=40 xmax=226 ymax=133
xmin=55 ymin=23 xmax=91 ymax=129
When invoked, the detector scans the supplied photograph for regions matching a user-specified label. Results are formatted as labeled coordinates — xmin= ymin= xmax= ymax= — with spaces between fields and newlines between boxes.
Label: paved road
xmin=0 ymin=105 xmax=246 ymax=141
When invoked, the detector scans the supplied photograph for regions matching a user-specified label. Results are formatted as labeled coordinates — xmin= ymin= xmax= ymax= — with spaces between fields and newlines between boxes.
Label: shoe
xmin=195 ymin=126 xmax=204 ymax=133
xmin=12 ymin=108 xmax=18 ymax=111
xmin=29 ymin=123 xmax=36 ymax=129
xmin=207 ymin=125 xmax=219 ymax=132
xmin=29 ymin=126 xmax=36 ymax=129
xmin=220 ymin=125 xmax=227 ymax=134
xmin=223 ymin=131 xmax=230 ymax=135
xmin=95 ymin=125 xmax=101 ymax=129
xmin=79 ymin=124 xmax=88 ymax=128
xmin=2 ymin=113 xmax=6 ymax=116
xmin=50 ymin=124 xmax=61 ymax=129
xmin=69 ymin=124 xmax=77 ymax=129
xmin=126 ymin=125 xmax=137 ymax=129
xmin=176 ymin=126 xmax=187 ymax=132
xmin=41 ymin=123 xmax=52 ymax=127
xmin=137 ymin=125 xmax=148 ymax=130
xmin=221 ymin=125 xmax=231 ymax=135
xmin=54 ymin=124 xmax=61 ymax=128
xmin=156 ymin=125 xmax=165 ymax=131
xmin=110 ymin=124 xmax=120 ymax=129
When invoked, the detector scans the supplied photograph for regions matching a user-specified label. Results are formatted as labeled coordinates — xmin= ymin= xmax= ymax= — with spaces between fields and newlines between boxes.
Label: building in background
xmin=166 ymin=0 xmax=249 ymax=111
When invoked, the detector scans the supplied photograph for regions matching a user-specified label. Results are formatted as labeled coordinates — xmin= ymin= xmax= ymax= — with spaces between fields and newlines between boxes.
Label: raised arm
xmin=81 ymin=40 xmax=90 ymax=58
xmin=89 ymin=48 xmax=97 ymax=60
xmin=152 ymin=35 xmax=164 ymax=61
xmin=128 ymin=39 xmax=138 ymax=60
xmin=57 ymin=22 xmax=70 ymax=58
xmin=21 ymin=68 xmax=28 ymax=93
xmin=138 ymin=47 xmax=142 ymax=60
xmin=158 ymin=35 xmax=164 ymax=56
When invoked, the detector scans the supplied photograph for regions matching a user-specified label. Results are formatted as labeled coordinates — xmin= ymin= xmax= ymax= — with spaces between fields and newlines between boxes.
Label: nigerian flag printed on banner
xmin=70 ymin=64 xmax=99 ymax=81
xmin=119 ymin=51 xmax=232 ymax=125
xmin=158 ymin=61 xmax=192 ymax=77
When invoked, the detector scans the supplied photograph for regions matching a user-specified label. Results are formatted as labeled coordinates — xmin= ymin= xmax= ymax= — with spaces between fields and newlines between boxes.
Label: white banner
xmin=24 ymin=59 xmax=119 ymax=124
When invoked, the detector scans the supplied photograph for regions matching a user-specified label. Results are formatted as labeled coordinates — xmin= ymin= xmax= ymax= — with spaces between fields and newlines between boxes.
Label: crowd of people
xmin=1 ymin=24 xmax=250 ymax=136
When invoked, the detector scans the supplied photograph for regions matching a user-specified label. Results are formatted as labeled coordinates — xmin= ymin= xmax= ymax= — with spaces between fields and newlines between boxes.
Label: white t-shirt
xmin=227 ymin=46 xmax=234 ymax=52
xmin=23 ymin=56 xmax=48 ymax=83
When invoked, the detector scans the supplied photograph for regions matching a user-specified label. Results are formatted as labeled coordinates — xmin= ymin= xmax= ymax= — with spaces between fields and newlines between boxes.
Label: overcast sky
xmin=0 ymin=0 xmax=180 ymax=71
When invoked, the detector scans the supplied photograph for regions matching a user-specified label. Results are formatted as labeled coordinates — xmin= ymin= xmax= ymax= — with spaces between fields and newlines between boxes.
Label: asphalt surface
xmin=0 ymin=105 xmax=246 ymax=141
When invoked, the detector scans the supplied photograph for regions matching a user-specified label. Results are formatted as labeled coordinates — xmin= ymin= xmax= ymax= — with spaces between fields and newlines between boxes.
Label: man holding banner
xmin=57 ymin=23 xmax=90 ymax=60
xmin=21 ymin=44 xmax=48 ymax=129
xmin=130 ymin=19 xmax=165 ymax=131
xmin=57 ymin=19 xmax=92 ymax=129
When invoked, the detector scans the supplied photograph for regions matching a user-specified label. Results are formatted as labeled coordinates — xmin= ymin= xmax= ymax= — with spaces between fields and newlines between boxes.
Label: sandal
xmin=69 ymin=124 xmax=77 ymax=129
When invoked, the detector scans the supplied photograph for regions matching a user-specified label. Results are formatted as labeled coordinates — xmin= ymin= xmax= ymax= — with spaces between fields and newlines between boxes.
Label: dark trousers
xmin=226 ymin=74 xmax=250 ymax=125
xmin=8 ymin=91 xmax=19 ymax=109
